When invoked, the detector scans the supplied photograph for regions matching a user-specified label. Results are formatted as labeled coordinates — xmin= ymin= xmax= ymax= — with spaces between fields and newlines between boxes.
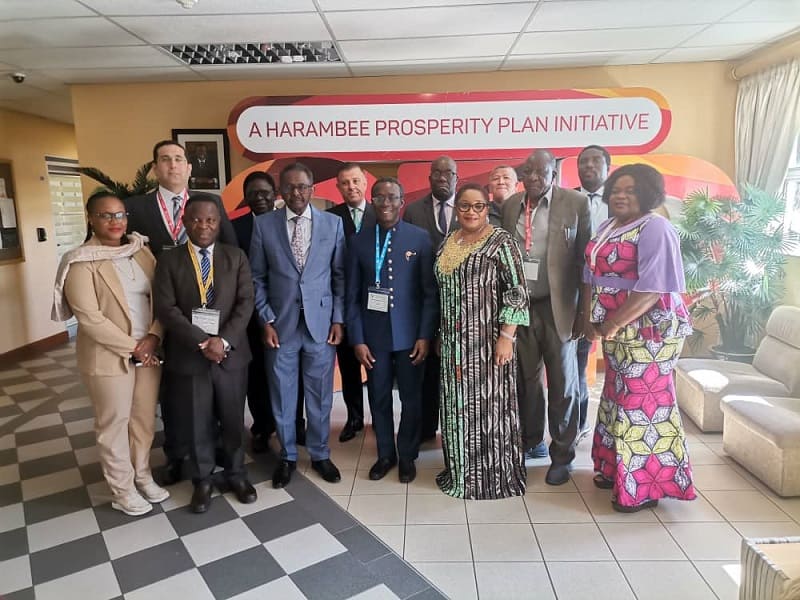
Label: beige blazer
xmin=501 ymin=186 xmax=591 ymax=342
xmin=64 ymin=239 xmax=162 ymax=376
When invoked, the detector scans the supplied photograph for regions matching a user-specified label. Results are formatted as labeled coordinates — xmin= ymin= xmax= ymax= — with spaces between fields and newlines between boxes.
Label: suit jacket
xmin=125 ymin=190 xmax=237 ymax=258
xmin=64 ymin=241 xmax=163 ymax=376
xmin=501 ymin=186 xmax=590 ymax=342
xmin=250 ymin=206 xmax=346 ymax=344
xmin=153 ymin=241 xmax=254 ymax=375
xmin=402 ymin=193 xmax=460 ymax=250
xmin=327 ymin=202 xmax=377 ymax=240
xmin=231 ymin=211 xmax=255 ymax=255
xmin=345 ymin=220 xmax=438 ymax=352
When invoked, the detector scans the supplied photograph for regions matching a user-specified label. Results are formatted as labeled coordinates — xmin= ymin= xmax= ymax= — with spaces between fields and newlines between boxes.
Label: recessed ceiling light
xmin=176 ymin=0 xmax=198 ymax=8
xmin=163 ymin=42 xmax=340 ymax=65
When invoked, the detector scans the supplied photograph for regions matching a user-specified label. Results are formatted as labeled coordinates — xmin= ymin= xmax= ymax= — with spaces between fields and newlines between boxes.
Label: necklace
xmin=113 ymin=257 xmax=136 ymax=281
xmin=455 ymin=224 xmax=489 ymax=245
xmin=438 ymin=226 xmax=494 ymax=274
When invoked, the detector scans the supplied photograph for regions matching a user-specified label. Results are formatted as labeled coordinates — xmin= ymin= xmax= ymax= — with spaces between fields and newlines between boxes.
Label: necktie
xmin=172 ymin=196 xmax=187 ymax=243
xmin=351 ymin=208 xmax=362 ymax=233
xmin=199 ymin=248 xmax=214 ymax=305
xmin=587 ymin=192 xmax=598 ymax=204
xmin=291 ymin=216 xmax=307 ymax=270
xmin=438 ymin=200 xmax=448 ymax=234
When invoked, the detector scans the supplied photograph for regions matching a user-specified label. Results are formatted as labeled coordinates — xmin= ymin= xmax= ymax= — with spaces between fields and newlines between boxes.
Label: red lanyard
xmin=156 ymin=190 xmax=188 ymax=242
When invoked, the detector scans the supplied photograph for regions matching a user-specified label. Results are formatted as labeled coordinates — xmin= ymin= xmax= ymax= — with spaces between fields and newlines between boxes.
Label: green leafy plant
xmin=78 ymin=162 xmax=156 ymax=198
xmin=677 ymin=185 xmax=797 ymax=353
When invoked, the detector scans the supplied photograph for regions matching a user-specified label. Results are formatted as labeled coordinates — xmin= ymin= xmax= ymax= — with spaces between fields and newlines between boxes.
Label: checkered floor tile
xmin=0 ymin=344 xmax=444 ymax=600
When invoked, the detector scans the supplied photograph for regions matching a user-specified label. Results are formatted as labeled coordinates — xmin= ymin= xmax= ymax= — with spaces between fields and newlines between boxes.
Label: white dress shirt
xmin=580 ymin=185 xmax=607 ymax=235
xmin=157 ymin=185 xmax=188 ymax=239
xmin=433 ymin=195 xmax=455 ymax=234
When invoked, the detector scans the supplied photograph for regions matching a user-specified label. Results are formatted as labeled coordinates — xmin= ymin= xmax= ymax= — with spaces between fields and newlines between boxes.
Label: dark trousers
xmin=367 ymin=349 xmax=424 ymax=461
xmin=160 ymin=375 xmax=189 ymax=463
xmin=171 ymin=365 xmax=248 ymax=483
xmin=576 ymin=336 xmax=592 ymax=430
xmin=420 ymin=341 xmax=440 ymax=437
xmin=516 ymin=298 xmax=579 ymax=465
xmin=336 ymin=331 xmax=365 ymax=424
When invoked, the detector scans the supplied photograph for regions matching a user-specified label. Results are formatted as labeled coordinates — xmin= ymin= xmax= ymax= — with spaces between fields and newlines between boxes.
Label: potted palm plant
xmin=78 ymin=162 xmax=156 ymax=198
xmin=677 ymin=185 xmax=797 ymax=363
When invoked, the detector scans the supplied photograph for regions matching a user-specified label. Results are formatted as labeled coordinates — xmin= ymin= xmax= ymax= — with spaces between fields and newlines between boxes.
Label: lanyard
xmin=523 ymin=199 xmax=542 ymax=254
xmin=157 ymin=190 xmax=188 ymax=242
xmin=187 ymin=244 xmax=214 ymax=307
xmin=374 ymin=225 xmax=392 ymax=287
xmin=589 ymin=219 xmax=618 ymax=272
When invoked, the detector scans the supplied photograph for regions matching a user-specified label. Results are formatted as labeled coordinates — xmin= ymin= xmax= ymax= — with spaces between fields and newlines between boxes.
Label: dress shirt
xmin=349 ymin=199 xmax=367 ymax=231
xmin=187 ymin=241 xmax=229 ymax=348
xmin=433 ymin=196 xmax=455 ymax=235
xmin=515 ymin=186 xmax=552 ymax=299
xmin=157 ymin=185 xmax=187 ymax=240
xmin=580 ymin=185 xmax=607 ymax=234
xmin=286 ymin=204 xmax=313 ymax=252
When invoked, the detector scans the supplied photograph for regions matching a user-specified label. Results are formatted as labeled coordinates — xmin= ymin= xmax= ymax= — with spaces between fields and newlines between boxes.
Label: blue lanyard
xmin=374 ymin=225 xmax=392 ymax=287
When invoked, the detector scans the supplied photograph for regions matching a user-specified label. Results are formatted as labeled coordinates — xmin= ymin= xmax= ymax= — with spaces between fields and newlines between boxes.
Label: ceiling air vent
xmin=163 ymin=42 xmax=340 ymax=65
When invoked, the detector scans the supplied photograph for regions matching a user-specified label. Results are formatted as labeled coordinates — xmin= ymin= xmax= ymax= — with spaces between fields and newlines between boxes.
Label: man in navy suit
xmin=346 ymin=177 xmax=438 ymax=483
xmin=327 ymin=163 xmax=376 ymax=443
xmin=250 ymin=162 xmax=346 ymax=489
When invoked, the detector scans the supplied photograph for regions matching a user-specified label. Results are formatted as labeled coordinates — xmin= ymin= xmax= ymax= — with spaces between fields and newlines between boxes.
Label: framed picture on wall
xmin=171 ymin=129 xmax=231 ymax=195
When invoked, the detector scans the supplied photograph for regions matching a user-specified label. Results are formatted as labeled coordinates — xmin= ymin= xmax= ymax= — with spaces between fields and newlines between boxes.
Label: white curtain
xmin=735 ymin=58 xmax=800 ymax=196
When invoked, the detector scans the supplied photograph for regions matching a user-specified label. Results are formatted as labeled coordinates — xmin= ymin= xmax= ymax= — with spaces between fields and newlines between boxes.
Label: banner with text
xmin=228 ymin=89 xmax=671 ymax=162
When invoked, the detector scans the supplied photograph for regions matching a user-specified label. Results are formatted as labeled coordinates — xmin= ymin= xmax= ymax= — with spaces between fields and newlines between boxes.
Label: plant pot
xmin=710 ymin=345 xmax=757 ymax=364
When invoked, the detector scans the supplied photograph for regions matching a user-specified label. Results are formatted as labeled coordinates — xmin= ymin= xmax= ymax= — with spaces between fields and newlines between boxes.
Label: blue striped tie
xmin=200 ymin=248 xmax=214 ymax=305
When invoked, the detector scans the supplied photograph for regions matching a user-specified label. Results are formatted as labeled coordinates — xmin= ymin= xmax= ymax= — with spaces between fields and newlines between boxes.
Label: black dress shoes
xmin=338 ymin=420 xmax=364 ymax=443
xmin=545 ymin=463 xmax=573 ymax=486
xmin=311 ymin=459 xmax=341 ymax=483
xmin=251 ymin=432 xmax=271 ymax=454
xmin=369 ymin=457 xmax=397 ymax=481
xmin=272 ymin=460 xmax=296 ymax=489
xmin=159 ymin=460 xmax=184 ymax=486
xmin=190 ymin=481 xmax=213 ymax=513
xmin=398 ymin=459 xmax=417 ymax=483
xmin=229 ymin=478 xmax=258 ymax=504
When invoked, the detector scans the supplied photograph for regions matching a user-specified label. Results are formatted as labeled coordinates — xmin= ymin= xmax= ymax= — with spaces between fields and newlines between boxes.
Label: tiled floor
xmin=0 ymin=346 xmax=445 ymax=600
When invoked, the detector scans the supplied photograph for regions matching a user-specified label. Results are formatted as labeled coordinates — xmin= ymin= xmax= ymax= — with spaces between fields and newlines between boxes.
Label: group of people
xmin=52 ymin=137 xmax=696 ymax=517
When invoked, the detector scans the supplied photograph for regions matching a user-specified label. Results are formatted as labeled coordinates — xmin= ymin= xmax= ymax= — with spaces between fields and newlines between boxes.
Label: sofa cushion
xmin=721 ymin=395 xmax=800 ymax=448
xmin=676 ymin=358 xmax=790 ymax=399
xmin=753 ymin=306 xmax=800 ymax=396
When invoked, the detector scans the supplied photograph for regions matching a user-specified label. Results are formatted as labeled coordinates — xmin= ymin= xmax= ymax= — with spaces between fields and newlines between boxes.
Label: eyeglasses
xmin=281 ymin=184 xmax=313 ymax=195
xmin=456 ymin=202 xmax=488 ymax=213
xmin=187 ymin=217 xmax=219 ymax=226
xmin=372 ymin=194 xmax=402 ymax=205
xmin=93 ymin=211 xmax=128 ymax=222
xmin=431 ymin=169 xmax=456 ymax=179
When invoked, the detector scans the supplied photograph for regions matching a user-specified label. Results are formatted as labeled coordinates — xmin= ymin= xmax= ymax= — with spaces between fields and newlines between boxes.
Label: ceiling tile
xmin=38 ymin=66 xmax=203 ymax=83
xmin=724 ymin=0 xmax=800 ymax=22
xmin=503 ymin=49 xmax=665 ymax=69
xmin=515 ymin=25 xmax=704 ymax=54
xmin=0 ymin=17 xmax=144 ymax=49
xmin=654 ymin=44 xmax=757 ymax=63
xmin=0 ymin=0 xmax=94 ymax=20
xmin=349 ymin=57 xmax=503 ymax=76
xmin=0 ymin=71 xmax=68 ymax=94
xmin=327 ymin=4 xmax=532 ymax=40
xmin=681 ymin=22 xmax=800 ymax=47
xmin=529 ymin=0 xmax=749 ymax=31
xmin=0 ymin=46 xmax=180 ymax=69
xmin=340 ymin=34 xmax=516 ymax=61
xmin=81 ymin=0 xmax=316 ymax=15
xmin=0 ymin=82 xmax=50 ymax=100
xmin=192 ymin=63 xmax=351 ymax=80
xmin=320 ymin=0 xmax=501 ymax=8
xmin=0 ymin=95 xmax=74 ymax=123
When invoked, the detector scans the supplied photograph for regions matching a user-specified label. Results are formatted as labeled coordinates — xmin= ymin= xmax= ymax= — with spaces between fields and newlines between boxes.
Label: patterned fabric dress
xmin=584 ymin=213 xmax=696 ymax=508
xmin=435 ymin=227 xmax=529 ymax=499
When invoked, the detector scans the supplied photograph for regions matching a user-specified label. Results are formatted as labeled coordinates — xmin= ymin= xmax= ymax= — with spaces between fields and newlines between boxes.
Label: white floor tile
xmin=223 ymin=482 xmax=293 ymax=517
xmin=309 ymin=468 xmax=357 ymax=496
xmin=348 ymin=584 xmax=402 ymax=600
xmin=347 ymin=494 xmax=407 ymax=526
xmin=0 ymin=433 xmax=14 ymax=450
xmin=599 ymin=522 xmax=685 ymax=561
xmin=408 ymin=468 xmax=445 ymax=495
xmin=763 ymin=496 xmax=800 ymax=523
xmin=0 ymin=395 xmax=11 ymax=407
xmin=404 ymin=524 xmax=472 ymax=562
xmin=526 ymin=466 xmax=578 ymax=493
xmin=415 ymin=447 xmax=445 ymax=470
xmin=331 ymin=495 xmax=349 ymax=509
xmin=0 ymin=463 xmax=19 ymax=485
xmin=0 ymin=502 xmax=24 ymax=534
xmin=534 ymin=523 xmax=614 ymax=561
xmin=64 ymin=418 xmax=94 ymax=436
xmin=580 ymin=490 xmax=659 ymax=522
xmin=27 ymin=507 xmax=100 ymax=553
xmin=182 ymin=518 xmax=260 ymax=566
xmin=102 ymin=513 xmax=178 ymax=560
xmin=74 ymin=445 xmax=100 ymax=466
xmin=665 ymin=522 xmax=742 ymax=561
xmin=264 ymin=523 xmax=347 ymax=573
xmin=352 ymin=469 xmax=408 ymax=495
xmin=16 ymin=437 xmax=72 ymax=463
xmin=703 ymin=490 xmax=794 ymax=522
xmin=465 ymin=496 xmax=529 ymax=524
xmin=18 ymin=358 xmax=57 ymax=368
xmin=58 ymin=396 xmax=92 ymax=412
xmin=687 ymin=443 xmax=728 ymax=465
xmin=14 ymin=413 xmax=63 ymax=432
xmin=0 ymin=555 xmax=31 ymax=595
xmin=620 ymin=561 xmax=717 ymax=600
xmin=157 ymin=480 xmax=194 ymax=511
xmin=18 ymin=398 xmax=51 ymax=412
xmin=369 ymin=525 xmax=405 ymax=556
xmin=731 ymin=521 xmax=800 ymax=538
xmin=86 ymin=480 xmax=113 ymax=507
xmin=3 ymin=380 xmax=47 ymax=395
xmin=693 ymin=464 xmax=755 ymax=491
xmin=412 ymin=562 xmax=477 ymax=600
xmin=548 ymin=561 xmax=636 ymax=599
xmin=469 ymin=523 xmax=541 ymax=561
xmin=32 ymin=368 xmax=72 ymax=381
xmin=124 ymin=568 xmax=215 ymax=600
xmin=693 ymin=560 xmax=741 ymax=600
xmin=474 ymin=562 xmax=555 ymax=600
xmin=0 ymin=368 xmax=28 ymax=380
xmin=405 ymin=493 xmax=466 ymax=525
xmin=525 ymin=491 xmax=593 ymax=523
xmin=653 ymin=492 xmax=724 ymax=522
xmin=21 ymin=467 xmax=83 ymax=501
xmin=227 ymin=576 xmax=306 ymax=600
xmin=34 ymin=562 xmax=120 ymax=600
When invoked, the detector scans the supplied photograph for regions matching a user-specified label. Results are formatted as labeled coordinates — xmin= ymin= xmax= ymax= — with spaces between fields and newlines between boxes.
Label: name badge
xmin=161 ymin=244 xmax=179 ymax=252
xmin=192 ymin=307 xmax=221 ymax=335
xmin=367 ymin=287 xmax=390 ymax=313
xmin=523 ymin=258 xmax=540 ymax=282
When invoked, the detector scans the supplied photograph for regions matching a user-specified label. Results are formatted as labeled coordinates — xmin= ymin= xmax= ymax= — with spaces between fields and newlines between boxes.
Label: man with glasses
xmin=250 ymin=162 xmax=346 ymax=489
xmin=501 ymin=149 xmax=591 ymax=486
xmin=345 ymin=178 xmax=437 ymax=483
xmin=487 ymin=165 xmax=519 ymax=226
xmin=402 ymin=156 xmax=460 ymax=441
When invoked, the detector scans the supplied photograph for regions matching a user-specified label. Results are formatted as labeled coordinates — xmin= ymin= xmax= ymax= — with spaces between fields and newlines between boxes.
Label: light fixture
xmin=175 ymin=0 xmax=198 ymax=8
xmin=163 ymin=42 xmax=340 ymax=65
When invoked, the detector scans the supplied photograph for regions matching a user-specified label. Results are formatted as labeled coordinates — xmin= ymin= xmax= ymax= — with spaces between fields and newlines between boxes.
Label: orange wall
xmin=0 ymin=109 xmax=77 ymax=354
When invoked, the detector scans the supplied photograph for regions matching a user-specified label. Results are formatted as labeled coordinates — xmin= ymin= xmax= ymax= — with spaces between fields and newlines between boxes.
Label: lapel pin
xmin=405 ymin=250 xmax=416 ymax=261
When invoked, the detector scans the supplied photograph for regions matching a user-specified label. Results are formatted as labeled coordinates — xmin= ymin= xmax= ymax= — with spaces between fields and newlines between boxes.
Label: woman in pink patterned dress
xmin=582 ymin=164 xmax=695 ymax=513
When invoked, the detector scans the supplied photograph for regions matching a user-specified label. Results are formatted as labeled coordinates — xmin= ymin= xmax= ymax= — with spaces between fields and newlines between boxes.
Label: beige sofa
xmin=675 ymin=306 xmax=800 ymax=432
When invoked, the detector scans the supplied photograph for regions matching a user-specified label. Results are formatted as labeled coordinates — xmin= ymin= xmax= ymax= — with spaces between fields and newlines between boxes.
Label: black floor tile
xmin=18 ymin=450 xmax=77 ymax=480
xmin=408 ymin=586 xmax=448 ymax=600
xmin=199 ymin=545 xmax=285 ymax=599
xmin=9 ymin=388 xmax=53 ymax=404
xmin=0 ymin=527 xmax=29 ymax=561
xmin=243 ymin=499 xmax=317 ymax=543
xmin=68 ymin=430 xmax=96 ymax=449
xmin=38 ymin=375 xmax=81 ymax=388
xmin=60 ymin=406 xmax=95 ymax=423
xmin=15 ymin=424 xmax=68 ymax=447
xmin=112 ymin=539 xmax=195 ymax=594
xmin=23 ymin=486 xmax=92 ymax=525
xmin=292 ymin=552 xmax=380 ymax=600
xmin=4 ymin=587 xmax=36 ymax=600
xmin=93 ymin=501 xmax=164 ymax=531
xmin=0 ymin=482 xmax=22 ymax=507
xmin=165 ymin=496 xmax=239 ymax=536
xmin=366 ymin=554 xmax=432 ymax=599
xmin=335 ymin=525 xmax=392 ymax=564
xmin=0 ymin=446 xmax=17 ymax=466
xmin=29 ymin=533 xmax=110 ymax=585
xmin=0 ymin=403 xmax=23 ymax=419
xmin=287 ymin=476 xmax=357 ymax=535
xmin=79 ymin=461 xmax=106 ymax=485
xmin=0 ymin=375 xmax=34 ymax=388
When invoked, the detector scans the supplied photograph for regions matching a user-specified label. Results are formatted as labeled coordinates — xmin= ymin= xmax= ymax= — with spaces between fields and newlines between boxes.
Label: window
xmin=783 ymin=134 xmax=800 ymax=255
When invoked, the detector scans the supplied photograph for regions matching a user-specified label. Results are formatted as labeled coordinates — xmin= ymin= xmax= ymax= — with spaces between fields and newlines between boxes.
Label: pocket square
xmin=405 ymin=250 xmax=417 ymax=261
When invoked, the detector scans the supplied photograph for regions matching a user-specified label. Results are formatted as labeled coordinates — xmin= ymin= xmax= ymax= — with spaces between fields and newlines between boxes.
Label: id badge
xmin=192 ymin=307 xmax=221 ymax=335
xmin=161 ymin=244 xmax=178 ymax=253
xmin=523 ymin=258 xmax=540 ymax=282
xmin=366 ymin=287 xmax=390 ymax=313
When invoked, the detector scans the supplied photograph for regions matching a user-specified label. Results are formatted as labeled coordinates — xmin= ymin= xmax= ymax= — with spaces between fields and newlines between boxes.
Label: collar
xmin=347 ymin=200 xmax=367 ymax=212
xmin=580 ymin=186 xmax=604 ymax=199
xmin=433 ymin=194 xmax=455 ymax=207
xmin=158 ymin=185 xmax=187 ymax=201
xmin=286 ymin=204 xmax=312 ymax=222
xmin=522 ymin=186 xmax=553 ymax=208
xmin=189 ymin=241 xmax=215 ymax=255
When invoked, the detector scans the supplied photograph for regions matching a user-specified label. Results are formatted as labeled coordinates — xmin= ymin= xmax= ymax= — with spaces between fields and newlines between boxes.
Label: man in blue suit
xmin=250 ymin=162 xmax=346 ymax=488
xmin=345 ymin=177 xmax=438 ymax=483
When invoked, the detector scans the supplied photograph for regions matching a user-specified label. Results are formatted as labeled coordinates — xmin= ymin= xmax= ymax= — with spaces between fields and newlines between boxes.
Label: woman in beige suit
xmin=53 ymin=191 xmax=169 ymax=516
